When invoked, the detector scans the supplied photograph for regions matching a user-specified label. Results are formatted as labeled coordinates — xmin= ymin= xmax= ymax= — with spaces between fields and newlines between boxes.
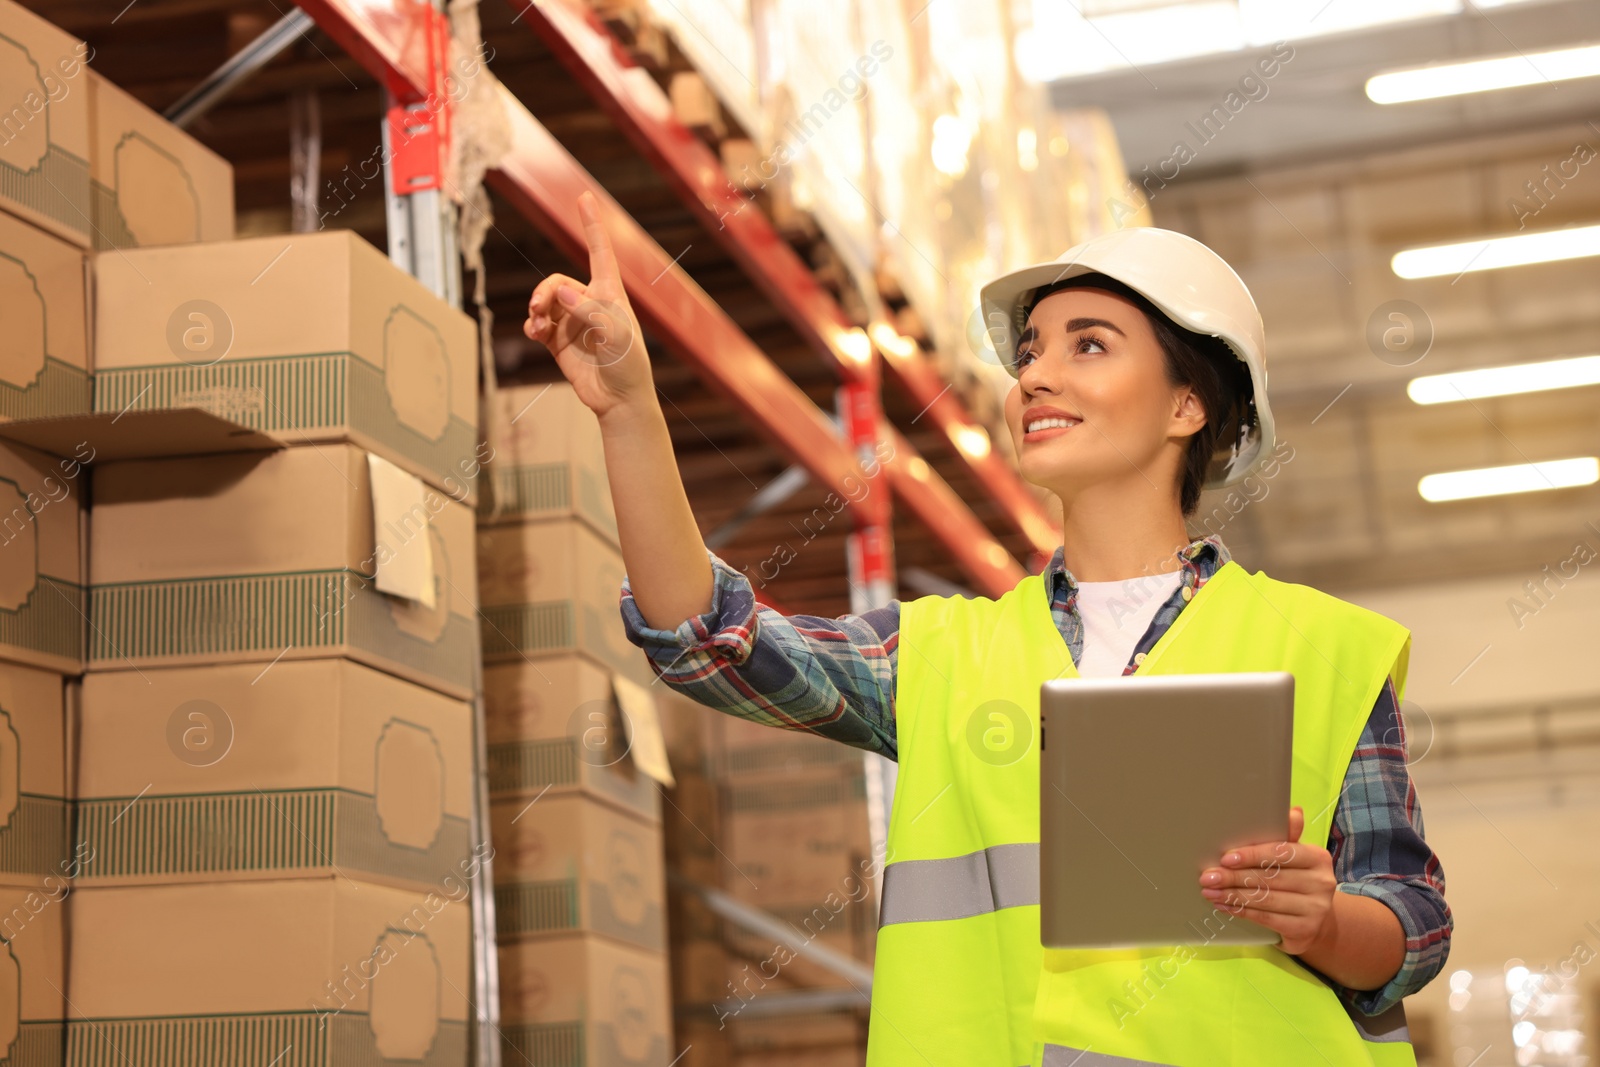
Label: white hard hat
xmin=978 ymin=227 xmax=1274 ymax=490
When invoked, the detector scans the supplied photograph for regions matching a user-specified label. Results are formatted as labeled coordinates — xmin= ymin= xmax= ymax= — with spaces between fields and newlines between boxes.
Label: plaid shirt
xmin=620 ymin=535 xmax=1452 ymax=1016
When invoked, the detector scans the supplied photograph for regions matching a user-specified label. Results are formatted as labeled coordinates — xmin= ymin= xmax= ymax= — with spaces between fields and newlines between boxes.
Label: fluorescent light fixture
xmin=1367 ymin=42 xmax=1600 ymax=103
xmin=1018 ymin=1 xmax=1241 ymax=80
xmin=1391 ymin=223 xmax=1600 ymax=278
xmin=1418 ymin=457 xmax=1599 ymax=502
xmin=1019 ymin=0 xmax=1477 ymax=80
xmin=1408 ymin=354 xmax=1600 ymax=404
xmin=1092 ymin=1 xmax=1243 ymax=67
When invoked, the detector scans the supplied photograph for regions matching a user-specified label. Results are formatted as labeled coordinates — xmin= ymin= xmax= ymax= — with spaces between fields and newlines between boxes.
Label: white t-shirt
xmin=1072 ymin=570 xmax=1184 ymax=678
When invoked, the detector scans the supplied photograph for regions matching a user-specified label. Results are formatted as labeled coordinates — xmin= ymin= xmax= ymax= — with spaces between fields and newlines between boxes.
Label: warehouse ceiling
xmin=1049 ymin=0 xmax=1600 ymax=180
xmin=1047 ymin=0 xmax=1600 ymax=594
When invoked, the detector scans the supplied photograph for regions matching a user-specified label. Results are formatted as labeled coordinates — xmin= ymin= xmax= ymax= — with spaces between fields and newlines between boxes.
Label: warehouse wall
xmin=1159 ymin=117 xmax=1600 ymax=596
xmin=1155 ymin=111 xmax=1600 ymax=1063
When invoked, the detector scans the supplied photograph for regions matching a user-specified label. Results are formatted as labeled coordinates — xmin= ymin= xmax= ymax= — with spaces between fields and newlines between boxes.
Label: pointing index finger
xmin=578 ymin=190 xmax=620 ymax=295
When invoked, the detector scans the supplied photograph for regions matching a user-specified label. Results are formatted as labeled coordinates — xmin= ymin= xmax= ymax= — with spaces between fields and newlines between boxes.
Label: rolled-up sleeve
xmin=618 ymin=548 xmax=898 ymax=759
xmin=1328 ymin=677 xmax=1454 ymax=1015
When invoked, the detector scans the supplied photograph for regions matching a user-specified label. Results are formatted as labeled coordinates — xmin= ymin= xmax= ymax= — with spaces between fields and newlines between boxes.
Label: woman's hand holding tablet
xmin=1198 ymin=805 xmax=1338 ymax=956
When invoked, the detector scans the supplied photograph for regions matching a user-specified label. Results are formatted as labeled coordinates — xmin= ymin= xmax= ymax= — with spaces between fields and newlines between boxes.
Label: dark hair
xmin=1021 ymin=272 xmax=1256 ymax=517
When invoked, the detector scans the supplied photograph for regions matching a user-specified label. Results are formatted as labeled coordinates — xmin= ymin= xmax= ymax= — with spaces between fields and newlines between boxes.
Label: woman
xmin=524 ymin=191 xmax=1451 ymax=1067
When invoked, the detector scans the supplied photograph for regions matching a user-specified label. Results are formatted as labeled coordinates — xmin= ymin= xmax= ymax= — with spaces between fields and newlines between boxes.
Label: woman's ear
xmin=1171 ymin=385 xmax=1208 ymax=435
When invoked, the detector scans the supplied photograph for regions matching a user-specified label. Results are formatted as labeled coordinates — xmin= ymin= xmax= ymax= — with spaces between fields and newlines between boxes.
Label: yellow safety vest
xmin=870 ymin=559 xmax=1416 ymax=1067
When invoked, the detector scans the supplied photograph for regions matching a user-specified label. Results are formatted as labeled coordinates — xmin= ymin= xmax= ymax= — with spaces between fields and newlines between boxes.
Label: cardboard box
xmin=66 ymin=878 xmax=471 ymax=1066
xmin=498 ymin=932 xmax=671 ymax=1066
xmin=658 ymin=686 xmax=719 ymax=777
xmin=490 ymin=792 xmax=665 ymax=951
xmin=0 ymin=0 xmax=92 ymax=247
xmin=730 ymin=1014 xmax=866 ymax=1066
xmin=714 ymin=712 xmax=864 ymax=780
xmin=477 ymin=517 xmax=652 ymax=685
xmin=724 ymin=769 xmax=872 ymax=907
xmin=484 ymin=657 xmax=659 ymax=821
xmin=92 ymin=231 xmax=480 ymax=499
xmin=479 ymin=382 xmax=617 ymax=544
xmin=87 ymin=70 xmax=234 ymax=250
xmin=0 ymin=438 xmax=85 ymax=673
xmin=0 ymin=663 xmax=67 ymax=888
xmin=88 ymin=444 xmax=476 ymax=698
xmin=0 ymin=207 xmax=90 ymax=420
xmin=0 ymin=882 xmax=66 ymax=1061
xmin=675 ymin=1016 xmax=734 ymax=1067
xmin=672 ymin=935 xmax=730 ymax=1005
xmin=720 ymin=896 xmax=875 ymax=977
xmin=663 ymin=770 xmax=720 ymax=883
xmin=76 ymin=660 xmax=475 ymax=891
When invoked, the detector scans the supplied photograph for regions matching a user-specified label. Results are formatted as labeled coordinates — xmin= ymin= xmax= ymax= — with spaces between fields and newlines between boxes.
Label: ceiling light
xmin=868 ymin=321 xmax=918 ymax=360
xmin=837 ymin=328 xmax=872 ymax=365
xmin=1367 ymin=42 xmax=1600 ymax=103
xmin=931 ymin=114 xmax=973 ymax=178
xmin=1418 ymin=457 xmax=1599 ymax=502
xmin=953 ymin=425 xmax=992 ymax=459
xmin=1408 ymin=354 xmax=1600 ymax=403
xmin=1017 ymin=127 xmax=1039 ymax=173
xmin=1391 ymin=223 xmax=1600 ymax=278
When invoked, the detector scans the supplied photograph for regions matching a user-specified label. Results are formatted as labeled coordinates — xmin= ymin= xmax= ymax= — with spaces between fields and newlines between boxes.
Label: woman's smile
xmin=1023 ymin=405 xmax=1083 ymax=444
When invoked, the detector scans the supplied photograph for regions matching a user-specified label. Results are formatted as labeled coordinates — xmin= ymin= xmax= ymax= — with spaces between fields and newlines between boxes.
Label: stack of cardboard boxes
xmin=0 ymin=441 xmax=86 ymax=1065
xmin=657 ymin=686 xmax=734 ymax=1067
xmin=477 ymin=383 xmax=674 ymax=1066
xmin=0 ymin=0 xmax=94 ymax=424
xmin=2 ymin=2 xmax=485 ymax=1060
xmin=0 ymin=3 xmax=116 ymax=1058
xmin=654 ymin=633 xmax=877 ymax=1067
xmin=73 ymin=230 xmax=484 ymax=1060
xmin=709 ymin=717 xmax=876 ymax=1067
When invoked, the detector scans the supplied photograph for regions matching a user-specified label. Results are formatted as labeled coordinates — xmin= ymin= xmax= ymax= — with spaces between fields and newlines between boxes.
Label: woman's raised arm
xmin=524 ymin=190 xmax=713 ymax=633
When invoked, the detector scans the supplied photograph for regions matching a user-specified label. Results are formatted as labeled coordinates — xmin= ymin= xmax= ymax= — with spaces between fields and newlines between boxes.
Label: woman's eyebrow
xmin=1018 ymin=317 xmax=1126 ymax=348
xmin=1064 ymin=316 xmax=1126 ymax=336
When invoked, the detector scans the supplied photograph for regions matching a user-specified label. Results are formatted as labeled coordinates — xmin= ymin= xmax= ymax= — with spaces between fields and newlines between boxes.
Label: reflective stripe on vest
xmin=1352 ymin=1002 xmax=1412 ymax=1044
xmin=868 ymin=560 xmax=1418 ymax=1067
xmin=879 ymin=843 xmax=1039 ymax=925
xmin=1041 ymin=1048 xmax=1171 ymax=1066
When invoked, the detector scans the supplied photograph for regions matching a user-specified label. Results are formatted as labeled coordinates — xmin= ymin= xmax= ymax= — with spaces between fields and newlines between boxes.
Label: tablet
xmin=1039 ymin=671 xmax=1294 ymax=949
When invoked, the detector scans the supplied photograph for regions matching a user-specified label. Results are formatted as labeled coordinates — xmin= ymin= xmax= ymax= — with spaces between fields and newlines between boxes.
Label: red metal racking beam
xmin=292 ymin=0 xmax=437 ymax=98
xmin=291 ymin=0 xmax=1023 ymax=596
xmin=871 ymin=331 xmax=1061 ymax=556
xmin=514 ymin=0 xmax=1059 ymax=559
xmin=488 ymin=90 xmax=884 ymax=527
xmin=883 ymin=426 xmax=1027 ymax=594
